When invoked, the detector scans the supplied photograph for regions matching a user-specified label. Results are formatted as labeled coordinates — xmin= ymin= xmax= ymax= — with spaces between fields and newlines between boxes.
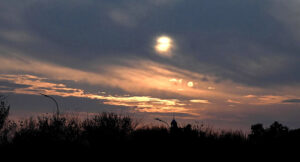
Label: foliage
xmin=0 ymin=95 xmax=10 ymax=130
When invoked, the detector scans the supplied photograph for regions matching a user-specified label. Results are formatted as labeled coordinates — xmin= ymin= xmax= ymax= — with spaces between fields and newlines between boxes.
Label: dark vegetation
xmin=0 ymin=95 xmax=299 ymax=155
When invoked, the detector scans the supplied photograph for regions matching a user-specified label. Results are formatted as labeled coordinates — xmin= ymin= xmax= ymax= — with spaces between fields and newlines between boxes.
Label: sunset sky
xmin=0 ymin=0 xmax=300 ymax=130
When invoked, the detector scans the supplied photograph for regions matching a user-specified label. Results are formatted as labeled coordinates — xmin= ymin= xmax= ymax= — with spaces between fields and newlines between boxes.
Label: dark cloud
xmin=0 ymin=0 xmax=299 ymax=87
xmin=282 ymin=99 xmax=300 ymax=103
xmin=0 ymin=80 xmax=30 ymax=90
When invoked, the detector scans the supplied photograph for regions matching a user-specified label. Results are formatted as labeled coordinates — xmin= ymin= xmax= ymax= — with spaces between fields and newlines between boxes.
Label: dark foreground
xmin=0 ymin=100 xmax=299 ymax=157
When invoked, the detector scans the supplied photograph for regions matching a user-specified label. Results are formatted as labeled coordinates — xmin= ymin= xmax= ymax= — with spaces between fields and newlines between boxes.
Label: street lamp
xmin=40 ymin=93 xmax=59 ymax=117
xmin=154 ymin=118 xmax=169 ymax=127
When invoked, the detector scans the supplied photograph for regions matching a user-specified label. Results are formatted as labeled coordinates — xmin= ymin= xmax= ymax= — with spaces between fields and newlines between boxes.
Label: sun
xmin=155 ymin=35 xmax=173 ymax=57
xmin=156 ymin=36 xmax=171 ymax=52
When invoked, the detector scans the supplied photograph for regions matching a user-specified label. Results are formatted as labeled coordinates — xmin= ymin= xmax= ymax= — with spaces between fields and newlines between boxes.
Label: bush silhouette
xmin=81 ymin=112 xmax=137 ymax=148
xmin=249 ymin=123 xmax=265 ymax=143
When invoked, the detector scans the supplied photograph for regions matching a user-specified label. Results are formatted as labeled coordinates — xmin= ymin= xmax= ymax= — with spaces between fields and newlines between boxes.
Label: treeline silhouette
xmin=0 ymin=96 xmax=300 ymax=155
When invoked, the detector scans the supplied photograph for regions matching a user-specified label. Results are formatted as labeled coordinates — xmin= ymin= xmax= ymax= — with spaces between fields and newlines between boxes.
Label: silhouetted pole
xmin=40 ymin=93 xmax=59 ymax=118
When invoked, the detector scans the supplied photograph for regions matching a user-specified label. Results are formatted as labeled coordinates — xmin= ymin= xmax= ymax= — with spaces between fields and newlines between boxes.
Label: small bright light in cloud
xmin=208 ymin=86 xmax=215 ymax=90
xmin=190 ymin=100 xmax=210 ymax=104
xmin=227 ymin=99 xmax=241 ymax=104
xmin=187 ymin=81 xmax=194 ymax=87
xmin=244 ymin=95 xmax=256 ymax=98
xmin=155 ymin=35 xmax=174 ymax=57
xmin=169 ymin=78 xmax=177 ymax=82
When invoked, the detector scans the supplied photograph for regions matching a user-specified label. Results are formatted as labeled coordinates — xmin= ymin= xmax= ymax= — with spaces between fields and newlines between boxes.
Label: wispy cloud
xmin=0 ymin=55 xmax=224 ymax=98
xmin=270 ymin=0 xmax=300 ymax=40
xmin=108 ymin=0 xmax=180 ymax=27
xmin=0 ymin=74 xmax=192 ymax=114
xmin=1 ymin=54 xmax=300 ymax=108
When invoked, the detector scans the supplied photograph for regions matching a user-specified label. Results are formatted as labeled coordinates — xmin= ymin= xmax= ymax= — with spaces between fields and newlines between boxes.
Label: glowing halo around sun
xmin=154 ymin=35 xmax=174 ymax=57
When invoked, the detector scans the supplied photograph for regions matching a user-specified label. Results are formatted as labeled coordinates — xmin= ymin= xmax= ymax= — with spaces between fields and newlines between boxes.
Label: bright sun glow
xmin=155 ymin=36 xmax=173 ymax=57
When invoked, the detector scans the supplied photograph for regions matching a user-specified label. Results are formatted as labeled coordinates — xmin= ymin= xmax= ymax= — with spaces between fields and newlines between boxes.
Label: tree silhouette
xmin=0 ymin=95 xmax=10 ymax=130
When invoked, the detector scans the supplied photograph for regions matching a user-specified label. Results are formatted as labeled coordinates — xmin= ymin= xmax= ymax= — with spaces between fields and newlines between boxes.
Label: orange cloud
xmin=0 ymin=55 xmax=224 ymax=99
xmin=0 ymin=74 xmax=191 ymax=114
xmin=190 ymin=100 xmax=210 ymax=104
xmin=227 ymin=99 xmax=241 ymax=104
xmin=1 ymin=55 xmax=300 ymax=118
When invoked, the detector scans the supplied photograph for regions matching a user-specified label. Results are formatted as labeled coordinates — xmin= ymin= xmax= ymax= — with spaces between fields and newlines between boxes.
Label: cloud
xmin=108 ymin=0 xmax=180 ymax=27
xmin=1 ymin=54 xmax=299 ymax=107
xmin=190 ymin=100 xmax=210 ymax=104
xmin=109 ymin=9 xmax=137 ymax=27
xmin=256 ymin=95 xmax=288 ymax=105
xmin=0 ymin=74 xmax=192 ymax=114
xmin=1 ymin=69 xmax=300 ymax=130
xmin=282 ymin=99 xmax=300 ymax=103
xmin=0 ymin=30 xmax=37 ymax=43
xmin=244 ymin=95 xmax=256 ymax=98
xmin=227 ymin=99 xmax=241 ymax=104
xmin=269 ymin=0 xmax=300 ymax=40
xmin=0 ymin=55 xmax=226 ymax=99
xmin=1 ymin=0 xmax=300 ymax=129
xmin=0 ymin=0 xmax=299 ymax=88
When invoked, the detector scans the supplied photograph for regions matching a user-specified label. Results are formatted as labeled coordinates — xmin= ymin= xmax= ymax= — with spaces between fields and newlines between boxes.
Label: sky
xmin=0 ymin=0 xmax=300 ymax=130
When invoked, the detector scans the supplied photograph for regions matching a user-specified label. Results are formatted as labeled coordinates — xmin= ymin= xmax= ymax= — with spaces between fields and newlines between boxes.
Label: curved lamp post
xmin=154 ymin=118 xmax=169 ymax=127
xmin=40 ymin=93 xmax=59 ymax=117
